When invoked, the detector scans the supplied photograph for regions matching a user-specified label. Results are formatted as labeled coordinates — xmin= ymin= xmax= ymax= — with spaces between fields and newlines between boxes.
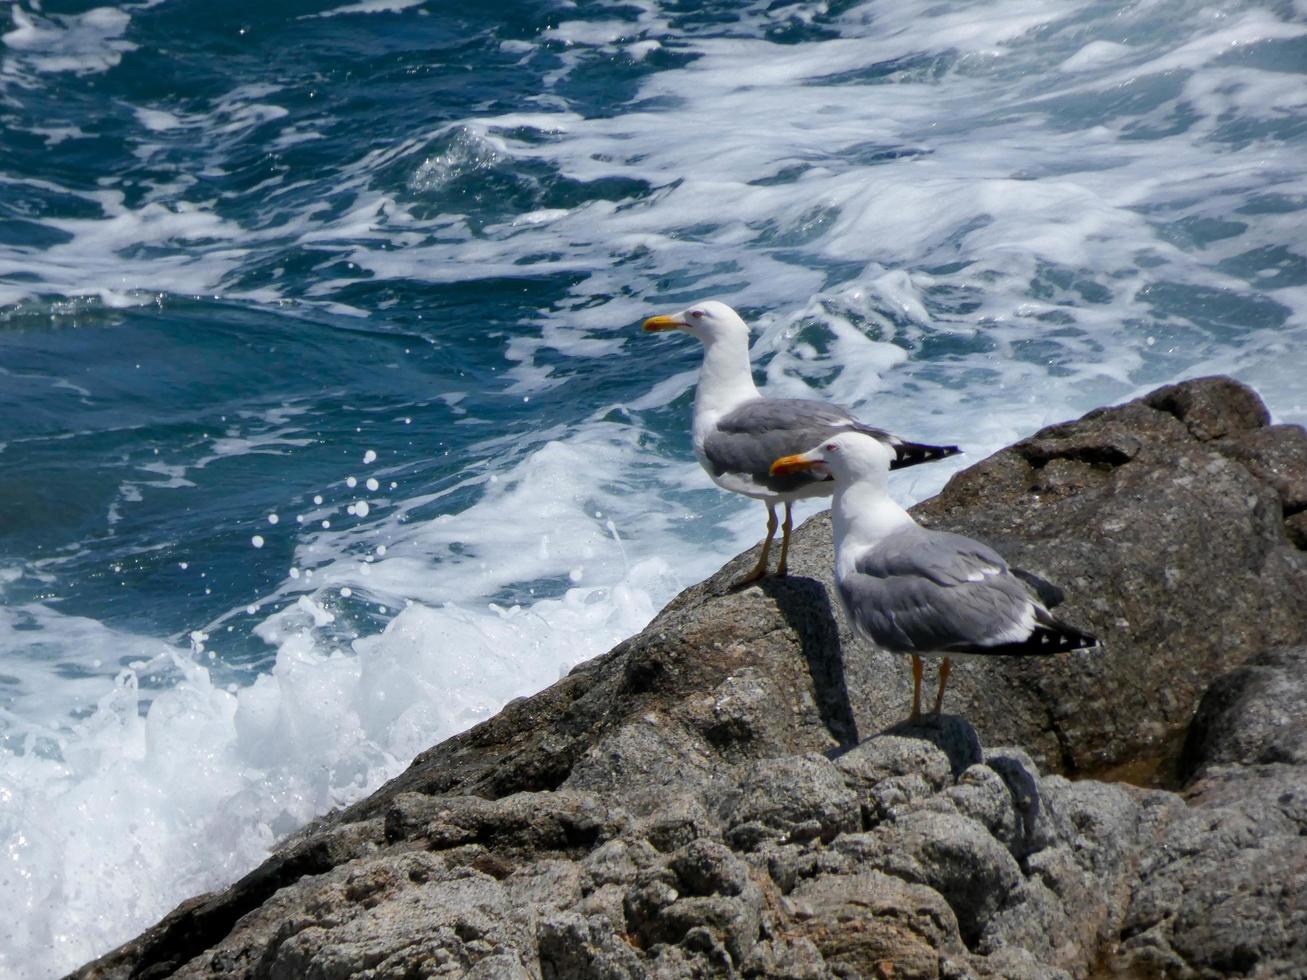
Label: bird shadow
xmin=758 ymin=574 xmax=859 ymax=749
xmin=878 ymin=713 xmax=984 ymax=778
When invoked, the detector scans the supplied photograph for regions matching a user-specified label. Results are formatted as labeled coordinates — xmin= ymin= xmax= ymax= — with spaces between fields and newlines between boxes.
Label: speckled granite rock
xmin=71 ymin=378 xmax=1307 ymax=980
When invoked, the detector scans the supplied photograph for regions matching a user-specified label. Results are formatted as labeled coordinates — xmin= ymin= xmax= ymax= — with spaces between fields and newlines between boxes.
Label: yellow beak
xmin=643 ymin=314 xmax=685 ymax=332
xmin=770 ymin=450 xmax=823 ymax=476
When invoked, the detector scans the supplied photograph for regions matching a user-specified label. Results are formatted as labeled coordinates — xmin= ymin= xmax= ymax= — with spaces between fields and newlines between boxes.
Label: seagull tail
xmin=951 ymin=620 xmax=1102 ymax=657
xmin=887 ymin=439 xmax=963 ymax=470
xmin=1030 ymin=621 xmax=1102 ymax=654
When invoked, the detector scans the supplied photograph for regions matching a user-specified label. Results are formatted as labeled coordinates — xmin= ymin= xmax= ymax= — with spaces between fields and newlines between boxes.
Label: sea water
xmin=1 ymin=0 xmax=1304 ymax=974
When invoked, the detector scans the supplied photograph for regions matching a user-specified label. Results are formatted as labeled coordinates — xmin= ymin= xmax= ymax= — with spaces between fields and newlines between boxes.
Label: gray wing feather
xmin=838 ymin=527 xmax=1037 ymax=653
xmin=703 ymin=398 xmax=882 ymax=493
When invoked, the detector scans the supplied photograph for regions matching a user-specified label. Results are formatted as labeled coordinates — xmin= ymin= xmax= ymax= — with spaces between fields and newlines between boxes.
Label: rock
xmin=1143 ymin=375 xmax=1271 ymax=441
xmin=1112 ymin=645 xmax=1307 ymax=979
xmin=1180 ymin=645 xmax=1307 ymax=776
xmin=835 ymin=735 xmax=954 ymax=791
xmin=537 ymin=912 xmax=645 ymax=980
xmin=982 ymin=752 xmax=1041 ymax=855
xmin=71 ymin=378 xmax=1307 ymax=980
xmin=624 ymin=838 xmax=765 ymax=967
xmin=880 ymin=716 xmax=985 ymax=779
xmin=836 ymin=810 xmax=1025 ymax=947
xmin=785 ymin=870 xmax=965 ymax=979
xmin=1115 ymin=761 xmax=1307 ymax=978
xmin=717 ymin=755 xmax=861 ymax=850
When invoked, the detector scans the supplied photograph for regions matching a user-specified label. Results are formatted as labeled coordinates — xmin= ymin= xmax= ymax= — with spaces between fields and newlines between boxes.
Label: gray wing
xmin=704 ymin=398 xmax=961 ymax=494
xmin=702 ymin=398 xmax=879 ymax=494
xmin=837 ymin=526 xmax=1040 ymax=654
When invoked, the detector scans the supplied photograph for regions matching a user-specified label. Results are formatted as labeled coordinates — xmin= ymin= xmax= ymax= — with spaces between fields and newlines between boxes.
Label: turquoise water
xmin=2 ymin=0 xmax=1305 ymax=974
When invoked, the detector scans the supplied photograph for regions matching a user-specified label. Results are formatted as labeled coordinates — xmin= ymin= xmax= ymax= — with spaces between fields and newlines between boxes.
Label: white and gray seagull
xmin=770 ymin=431 xmax=1100 ymax=720
xmin=643 ymin=300 xmax=960 ymax=583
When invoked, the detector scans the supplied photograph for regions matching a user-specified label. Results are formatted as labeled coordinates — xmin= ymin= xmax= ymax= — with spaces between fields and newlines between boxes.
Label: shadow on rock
xmin=881 ymin=713 xmax=984 ymax=778
xmin=759 ymin=574 xmax=858 ymax=749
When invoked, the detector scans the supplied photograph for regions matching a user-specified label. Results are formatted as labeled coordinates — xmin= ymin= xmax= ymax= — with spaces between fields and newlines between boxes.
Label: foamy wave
xmin=1 ymin=6 xmax=135 ymax=77
xmin=0 ymin=553 xmax=681 ymax=977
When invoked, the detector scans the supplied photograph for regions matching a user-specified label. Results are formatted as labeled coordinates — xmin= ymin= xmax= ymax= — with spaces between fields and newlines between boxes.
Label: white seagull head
xmin=770 ymin=431 xmax=895 ymax=486
xmin=642 ymin=300 xmax=750 ymax=346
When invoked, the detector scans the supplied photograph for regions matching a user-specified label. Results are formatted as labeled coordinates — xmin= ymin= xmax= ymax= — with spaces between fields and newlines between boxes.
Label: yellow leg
xmin=910 ymin=655 xmax=923 ymax=721
xmin=776 ymin=502 xmax=794 ymax=577
xmin=739 ymin=503 xmax=778 ymax=584
xmin=932 ymin=657 xmax=952 ymax=715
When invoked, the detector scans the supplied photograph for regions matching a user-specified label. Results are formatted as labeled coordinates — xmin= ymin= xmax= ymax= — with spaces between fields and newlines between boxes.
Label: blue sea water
xmin=1 ymin=0 xmax=1305 ymax=974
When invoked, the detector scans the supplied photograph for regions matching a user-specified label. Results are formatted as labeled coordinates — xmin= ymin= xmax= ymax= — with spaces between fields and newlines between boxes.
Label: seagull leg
xmin=910 ymin=655 xmax=923 ymax=721
xmin=776 ymin=502 xmax=794 ymax=577
xmin=738 ymin=503 xmax=778 ymax=584
xmin=932 ymin=657 xmax=952 ymax=715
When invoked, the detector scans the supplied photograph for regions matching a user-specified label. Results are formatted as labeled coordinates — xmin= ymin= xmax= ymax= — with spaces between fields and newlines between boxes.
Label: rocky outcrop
xmin=1116 ymin=644 xmax=1307 ymax=978
xmin=72 ymin=377 xmax=1307 ymax=979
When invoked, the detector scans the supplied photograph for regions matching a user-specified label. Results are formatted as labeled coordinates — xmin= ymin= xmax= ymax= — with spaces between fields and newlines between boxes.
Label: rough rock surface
xmin=72 ymin=378 xmax=1307 ymax=980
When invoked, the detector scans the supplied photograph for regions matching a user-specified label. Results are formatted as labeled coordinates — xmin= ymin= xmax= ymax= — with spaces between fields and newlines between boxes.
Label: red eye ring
xmin=826 ymin=443 xmax=838 ymax=452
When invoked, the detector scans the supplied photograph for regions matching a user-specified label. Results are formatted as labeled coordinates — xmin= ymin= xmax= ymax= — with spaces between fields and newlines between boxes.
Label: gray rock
xmin=1110 ymin=646 xmax=1307 ymax=979
xmin=835 ymin=736 xmax=955 ymax=794
xmin=1181 ymin=645 xmax=1307 ymax=777
xmin=786 ymin=870 xmax=964 ymax=979
xmin=849 ymin=811 xmax=1025 ymax=948
xmin=537 ymin=911 xmax=646 ymax=980
xmin=880 ymin=716 xmax=985 ymax=779
xmin=1115 ymin=762 xmax=1307 ymax=978
xmin=718 ymin=755 xmax=862 ymax=850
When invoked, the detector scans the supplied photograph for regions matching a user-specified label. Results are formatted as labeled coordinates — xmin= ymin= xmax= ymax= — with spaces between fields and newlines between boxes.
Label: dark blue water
xmin=2 ymin=0 xmax=1305 ymax=974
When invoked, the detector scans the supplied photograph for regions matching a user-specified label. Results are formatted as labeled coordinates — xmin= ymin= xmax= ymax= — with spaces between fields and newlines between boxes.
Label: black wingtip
xmin=951 ymin=622 xmax=1101 ymax=658
xmin=1027 ymin=622 xmax=1102 ymax=655
xmin=889 ymin=441 xmax=963 ymax=470
xmin=1050 ymin=625 xmax=1100 ymax=652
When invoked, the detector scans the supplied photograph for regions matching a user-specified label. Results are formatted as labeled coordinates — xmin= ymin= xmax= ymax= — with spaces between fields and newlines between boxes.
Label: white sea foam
xmin=1 ymin=6 xmax=135 ymax=77
xmin=3 ymin=0 xmax=1307 ymax=975
xmin=306 ymin=0 xmax=426 ymax=19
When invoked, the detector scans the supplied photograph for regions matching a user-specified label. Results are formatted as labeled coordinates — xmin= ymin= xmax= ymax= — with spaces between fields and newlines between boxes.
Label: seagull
xmin=643 ymin=300 xmax=960 ymax=583
xmin=770 ymin=431 xmax=1100 ymax=720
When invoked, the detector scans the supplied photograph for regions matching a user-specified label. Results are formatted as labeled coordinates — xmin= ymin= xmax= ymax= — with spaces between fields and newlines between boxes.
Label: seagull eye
xmin=689 ymin=310 xmax=704 ymax=319
xmin=826 ymin=443 xmax=838 ymax=452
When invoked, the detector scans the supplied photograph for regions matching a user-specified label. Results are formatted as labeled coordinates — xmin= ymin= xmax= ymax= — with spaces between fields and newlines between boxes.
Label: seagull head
xmin=642 ymin=300 xmax=750 ymax=345
xmin=770 ymin=432 xmax=895 ymax=485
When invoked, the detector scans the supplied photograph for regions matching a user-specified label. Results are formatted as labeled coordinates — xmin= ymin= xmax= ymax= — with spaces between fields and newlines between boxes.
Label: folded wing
xmin=838 ymin=527 xmax=1098 ymax=656
xmin=704 ymin=398 xmax=959 ymax=495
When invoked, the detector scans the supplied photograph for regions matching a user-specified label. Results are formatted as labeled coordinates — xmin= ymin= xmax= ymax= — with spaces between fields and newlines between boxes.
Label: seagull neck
xmin=832 ymin=481 xmax=913 ymax=561
xmin=693 ymin=334 xmax=761 ymax=421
